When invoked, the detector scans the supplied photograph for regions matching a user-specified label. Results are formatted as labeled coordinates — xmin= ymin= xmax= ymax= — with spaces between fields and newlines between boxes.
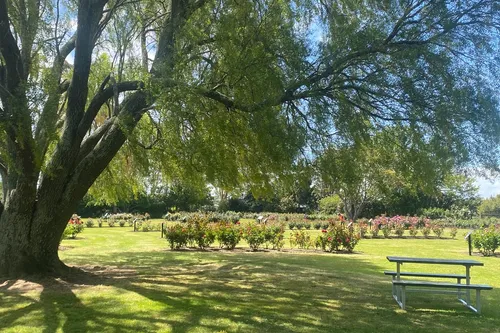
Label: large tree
xmin=0 ymin=0 xmax=498 ymax=276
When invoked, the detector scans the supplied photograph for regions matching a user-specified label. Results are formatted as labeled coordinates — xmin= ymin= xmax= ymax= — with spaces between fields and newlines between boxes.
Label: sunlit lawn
xmin=1 ymin=226 xmax=499 ymax=333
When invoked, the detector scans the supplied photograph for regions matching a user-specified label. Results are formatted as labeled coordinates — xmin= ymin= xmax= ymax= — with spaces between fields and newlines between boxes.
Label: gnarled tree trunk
xmin=0 ymin=0 xmax=196 ymax=277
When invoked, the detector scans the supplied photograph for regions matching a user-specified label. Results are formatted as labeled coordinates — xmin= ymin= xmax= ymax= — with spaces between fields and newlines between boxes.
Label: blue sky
xmin=475 ymin=177 xmax=500 ymax=198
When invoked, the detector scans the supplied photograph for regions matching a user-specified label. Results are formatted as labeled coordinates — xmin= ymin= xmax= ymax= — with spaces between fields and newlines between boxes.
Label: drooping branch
xmin=131 ymin=110 xmax=162 ymax=150
xmin=194 ymin=1 xmax=498 ymax=130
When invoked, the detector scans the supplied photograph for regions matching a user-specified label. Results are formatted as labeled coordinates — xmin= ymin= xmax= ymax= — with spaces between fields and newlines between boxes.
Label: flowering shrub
xmin=191 ymin=224 xmax=216 ymax=249
xmin=264 ymin=225 xmax=285 ymax=250
xmin=432 ymin=224 xmax=444 ymax=238
xmin=163 ymin=212 xmax=182 ymax=221
xmin=421 ymin=223 xmax=431 ymax=238
xmin=134 ymin=220 xmax=161 ymax=232
xmin=472 ymin=227 xmax=500 ymax=256
xmin=449 ymin=227 xmax=458 ymax=239
xmin=370 ymin=226 xmax=380 ymax=238
xmin=316 ymin=223 xmax=360 ymax=252
xmin=371 ymin=216 xmax=389 ymax=237
xmin=165 ymin=224 xmax=190 ymax=249
xmin=290 ymin=230 xmax=313 ymax=249
xmin=216 ymin=223 xmax=242 ymax=250
xmin=381 ymin=225 xmax=391 ymax=238
xmin=62 ymin=214 xmax=84 ymax=239
xmin=408 ymin=225 xmax=418 ymax=237
xmin=243 ymin=223 xmax=266 ymax=251
xmin=119 ymin=220 xmax=126 ymax=227
xmin=108 ymin=219 xmax=116 ymax=227
xmin=357 ymin=222 xmax=368 ymax=238
xmin=141 ymin=221 xmax=151 ymax=232
xmin=85 ymin=219 xmax=94 ymax=228
xmin=393 ymin=222 xmax=405 ymax=238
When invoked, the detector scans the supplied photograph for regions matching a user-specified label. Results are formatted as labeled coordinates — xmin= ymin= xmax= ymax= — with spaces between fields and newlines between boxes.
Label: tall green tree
xmin=478 ymin=194 xmax=500 ymax=217
xmin=0 ymin=0 xmax=498 ymax=276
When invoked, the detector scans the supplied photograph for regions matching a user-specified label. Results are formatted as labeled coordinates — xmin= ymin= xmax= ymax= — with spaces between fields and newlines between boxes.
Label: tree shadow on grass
xmin=1 ymin=251 xmax=499 ymax=332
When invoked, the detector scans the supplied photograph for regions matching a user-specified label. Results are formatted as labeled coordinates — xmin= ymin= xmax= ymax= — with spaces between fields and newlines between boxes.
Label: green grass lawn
xmin=1 ymin=227 xmax=499 ymax=333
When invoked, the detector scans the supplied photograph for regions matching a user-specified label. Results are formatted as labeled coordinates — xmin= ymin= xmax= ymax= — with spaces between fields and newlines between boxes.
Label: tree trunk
xmin=0 ymin=179 xmax=84 ymax=277
xmin=0 ymin=0 xmax=199 ymax=278
xmin=0 ymin=222 xmax=64 ymax=277
xmin=0 ymin=207 xmax=68 ymax=277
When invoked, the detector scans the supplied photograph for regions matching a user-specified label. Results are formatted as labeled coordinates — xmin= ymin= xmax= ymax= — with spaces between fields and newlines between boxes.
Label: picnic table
xmin=386 ymin=256 xmax=492 ymax=313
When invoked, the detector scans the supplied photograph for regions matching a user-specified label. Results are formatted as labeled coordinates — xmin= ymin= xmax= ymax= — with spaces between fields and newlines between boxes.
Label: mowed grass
xmin=1 ymin=226 xmax=500 ymax=333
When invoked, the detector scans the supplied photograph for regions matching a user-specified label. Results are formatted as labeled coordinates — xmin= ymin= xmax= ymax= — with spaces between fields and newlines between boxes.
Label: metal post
xmin=465 ymin=265 xmax=471 ymax=305
xmin=464 ymin=231 xmax=473 ymax=256
xmin=476 ymin=290 xmax=481 ymax=314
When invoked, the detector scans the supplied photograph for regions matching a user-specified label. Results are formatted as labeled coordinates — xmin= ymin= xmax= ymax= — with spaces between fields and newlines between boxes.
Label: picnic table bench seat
xmin=384 ymin=270 xmax=467 ymax=280
xmin=386 ymin=256 xmax=492 ymax=314
xmin=392 ymin=279 xmax=492 ymax=313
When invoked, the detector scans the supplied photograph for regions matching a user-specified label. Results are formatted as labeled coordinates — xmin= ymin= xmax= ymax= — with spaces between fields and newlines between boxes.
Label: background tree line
xmin=77 ymin=171 xmax=484 ymax=219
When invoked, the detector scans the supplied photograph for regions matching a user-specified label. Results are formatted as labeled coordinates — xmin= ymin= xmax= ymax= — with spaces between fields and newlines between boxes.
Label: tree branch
xmin=64 ymin=0 xmax=108 ymax=132
xmin=0 ymin=0 xmax=25 ymax=90
xmin=78 ymin=80 xmax=144 ymax=138
xmin=33 ymin=34 xmax=75 ymax=161
xmin=36 ymin=1 xmax=109 ymax=208
xmin=77 ymin=118 xmax=115 ymax=162
xmin=62 ymin=90 xmax=150 ymax=207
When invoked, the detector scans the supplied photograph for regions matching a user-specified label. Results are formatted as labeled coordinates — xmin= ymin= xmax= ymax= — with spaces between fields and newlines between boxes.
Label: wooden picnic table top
xmin=386 ymin=256 xmax=484 ymax=266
